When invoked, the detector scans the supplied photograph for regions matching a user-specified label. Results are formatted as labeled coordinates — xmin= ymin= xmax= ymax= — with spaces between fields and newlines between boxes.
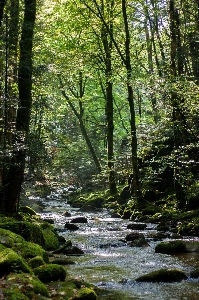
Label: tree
xmin=0 ymin=0 xmax=36 ymax=213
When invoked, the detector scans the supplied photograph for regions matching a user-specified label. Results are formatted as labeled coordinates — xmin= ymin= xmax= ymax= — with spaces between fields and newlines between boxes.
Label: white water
xmin=39 ymin=197 xmax=199 ymax=300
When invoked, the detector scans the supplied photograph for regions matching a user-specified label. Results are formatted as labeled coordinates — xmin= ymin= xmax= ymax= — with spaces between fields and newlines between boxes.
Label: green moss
xmin=75 ymin=287 xmax=97 ymax=300
xmin=6 ymin=273 xmax=49 ymax=298
xmin=28 ymin=256 xmax=45 ymax=269
xmin=0 ymin=221 xmax=45 ymax=247
xmin=135 ymin=268 xmax=187 ymax=282
xmin=13 ymin=241 xmax=49 ymax=263
xmin=40 ymin=227 xmax=59 ymax=251
xmin=34 ymin=264 xmax=66 ymax=283
xmin=18 ymin=206 xmax=37 ymax=216
xmin=0 ymin=289 xmax=29 ymax=299
xmin=155 ymin=240 xmax=187 ymax=254
xmin=0 ymin=248 xmax=31 ymax=276
xmin=0 ymin=228 xmax=25 ymax=244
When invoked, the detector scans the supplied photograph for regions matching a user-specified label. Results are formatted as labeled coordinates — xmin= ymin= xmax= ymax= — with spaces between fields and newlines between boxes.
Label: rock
xmin=0 ymin=288 xmax=29 ymax=299
xmin=13 ymin=240 xmax=49 ymax=263
xmin=155 ymin=240 xmax=187 ymax=254
xmin=75 ymin=287 xmax=97 ymax=300
xmin=43 ymin=218 xmax=55 ymax=224
xmin=62 ymin=246 xmax=84 ymax=255
xmin=130 ymin=237 xmax=149 ymax=247
xmin=190 ymin=269 xmax=199 ymax=278
xmin=27 ymin=255 xmax=45 ymax=269
xmin=18 ymin=206 xmax=37 ymax=215
xmin=3 ymin=273 xmax=49 ymax=298
xmin=127 ymin=223 xmax=147 ymax=230
xmin=70 ymin=217 xmax=88 ymax=223
xmin=63 ymin=211 xmax=71 ymax=217
xmin=65 ymin=223 xmax=79 ymax=230
xmin=52 ymin=240 xmax=72 ymax=254
xmin=135 ymin=268 xmax=187 ymax=282
xmin=40 ymin=223 xmax=59 ymax=251
xmin=34 ymin=263 xmax=66 ymax=283
xmin=0 ymin=221 xmax=45 ymax=247
xmin=126 ymin=232 xmax=144 ymax=241
xmin=0 ymin=248 xmax=31 ymax=277
xmin=57 ymin=235 xmax=66 ymax=243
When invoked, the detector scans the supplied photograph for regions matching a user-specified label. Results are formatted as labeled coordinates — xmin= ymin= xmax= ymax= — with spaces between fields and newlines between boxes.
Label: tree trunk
xmin=0 ymin=0 xmax=36 ymax=214
xmin=122 ymin=0 xmax=143 ymax=203
xmin=0 ymin=0 xmax=6 ymax=25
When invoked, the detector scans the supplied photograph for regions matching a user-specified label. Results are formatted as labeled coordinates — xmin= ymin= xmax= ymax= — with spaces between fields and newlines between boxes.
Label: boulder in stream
xmin=62 ymin=245 xmax=84 ymax=255
xmin=135 ymin=268 xmax=187 ymax=282
xmin=70 ymin=216 xmax=88 ymax=223
xmin=127 ymin=223 xmax=147 ymax=230
xmin=155 ymin=240 xmax=199 ymax=254
xmin=126 ymin=231 xmax=145 ymax=241
xmin=65 ymin=222 xmax=79 ymax=230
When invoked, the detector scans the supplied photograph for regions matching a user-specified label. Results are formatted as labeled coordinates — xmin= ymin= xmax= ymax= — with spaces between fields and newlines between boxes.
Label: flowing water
xmin=39 ymin=194 xmax=199 ymax=300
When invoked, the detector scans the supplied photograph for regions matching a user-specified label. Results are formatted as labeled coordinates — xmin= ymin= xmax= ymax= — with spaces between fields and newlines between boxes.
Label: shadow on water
xmin=39 ymin=197 xmax=199 ymax=300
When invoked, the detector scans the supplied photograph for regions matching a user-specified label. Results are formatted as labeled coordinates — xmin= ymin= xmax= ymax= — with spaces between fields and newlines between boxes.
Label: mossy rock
xmin=19 ymin=206 xmax=37 ymax=216
xmin=0 ymin=289 xmax=29 ymax=299
xmin=5 ymin=273 xmax=49 ymax=298
xmin=135 ymin=268 xmax=187 ymax=282
xmin=0 ymin=248 xmax=31 ymax=277
xmin=155 ymin=240 xmax=187 ymax=254
xmin=0 ymin=228 xmax=25 ymax=246
xmin=0 ymin=221 xmax=45 ymax=247
xmin=28 ymin=255 xmax=45 ymax=269
xmin=41 ymin=228 xmax=59 ymax=251
xmin=13 ymin=241 xmax=49 ymax=263
xmin=75 ymin=287 xmax=97 ymax=300
xmin=34 ymin=263 xmax=66 ymax=283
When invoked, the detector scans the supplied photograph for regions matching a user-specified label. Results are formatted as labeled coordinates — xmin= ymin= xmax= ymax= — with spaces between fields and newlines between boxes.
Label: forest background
xmin=0 ymin=0 xmax=199 ymax=216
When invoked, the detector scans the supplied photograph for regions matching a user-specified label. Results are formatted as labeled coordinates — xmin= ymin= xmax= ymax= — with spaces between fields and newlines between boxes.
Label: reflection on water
xmin=40 ymin=199 xmax=199 ymax=300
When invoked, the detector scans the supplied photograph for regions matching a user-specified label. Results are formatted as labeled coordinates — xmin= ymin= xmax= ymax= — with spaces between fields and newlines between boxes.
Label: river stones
xmin=129 ymin=237 xmax=149 ymax=247
xmin=62 ymin=211 xmax=71 ymax=217
xmin=126 ymin=232 xmax=145 ymax=241
xmin=135 ymin=268 xmax=187 ymax=282
xmin=127 ymin=223 xmax=147 ymax=230
xmin=70 ymin=217 xmax=88 ymax=223
xmin=64 ymin=223 xmax=79 ymax=230
xmin=62 ymin=246 xmax=84 ymax=255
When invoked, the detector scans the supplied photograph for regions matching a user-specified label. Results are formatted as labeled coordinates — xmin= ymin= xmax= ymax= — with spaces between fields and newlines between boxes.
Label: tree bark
xmin=0 ymin=0 xmax=36 ymax=214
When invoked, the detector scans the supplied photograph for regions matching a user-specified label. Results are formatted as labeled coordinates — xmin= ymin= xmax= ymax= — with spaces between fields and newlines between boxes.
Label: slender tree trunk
xmin=0 ymin=0 xmax=36 ymax=214
xmin=169 ymin=0 xmax=186 ymax=208
xmin=122 ymin=0 xmax=143 ymax=203
xmin=101 ymin=0 xmax=117 ymax=195
xmin=0 ymin=0 xmax=6 ymax=25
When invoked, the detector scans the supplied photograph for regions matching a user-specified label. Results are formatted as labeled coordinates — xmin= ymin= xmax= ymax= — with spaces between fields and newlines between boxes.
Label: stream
xmin=37 ymin=191 xmax=199 ymax=300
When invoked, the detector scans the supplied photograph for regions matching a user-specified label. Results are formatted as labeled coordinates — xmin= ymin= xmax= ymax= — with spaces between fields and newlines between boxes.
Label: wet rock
xmin=57 ymin=235 xmax=66 ymax=243
xmin=34 ymin=263 xmax=66 ymax=283
xmin=70 ymin=217 xmax=88 ymax=223
xmin=125 ymin=232 xmax=144 ymax=241
xmin=190 ymin=269 xmax=199 ymax=278
xmin=135 ymin=268 xmax=187 ymax=282
xmin=63 ymin=211 xmax=71 ymax=217
xmin=155 ymin=240 xmax=187 ymax=254
xmin=129 ymin=237 xmax=149 ymax=247
xmin=62 ymin=246 xmax=84 ymax=255
xmin=43 ymin=218 xmax=55 ymax=224
xmin=99 ymin=241 xmax=126 ymax=248
xmin=64 ymin=223 xmax=79 ymax=230
xmin=127 ymin=223 xmax=147 ymax=230
xmin=52 ymin=241 xmax=72 ymax=254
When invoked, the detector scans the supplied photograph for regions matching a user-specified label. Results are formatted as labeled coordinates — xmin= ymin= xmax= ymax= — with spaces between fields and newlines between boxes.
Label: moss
xmin=155 ymin=240 xmax=187 ymax=254
xmin=41 ymin=228 xmax=59 ymax=251
xmin=0 ymin=248 xmax=31 ymax=276
xmin=34 ymin=264 xmax=66 ymax=283
xmin=0 ymin=221 xmax=45 ymax=247
xmin=135 ymin=268 xmax=187 ymax=282
xmin=0 ymin=228 xmax=25 ymax=245
xmin=13 ymin=241 xmax=49 ymax=263
xmin=28 ymin=256 xmax=45 ymax=269
xmin=0 ymin=289 xmax=29 ymax=299
xmin=18 ymin=206 xmax=37 ymax=216
xmin=75 ymin=287 xmax=97 ymax=300
xmin=6 ymin=273 xmax=49 ymax=298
